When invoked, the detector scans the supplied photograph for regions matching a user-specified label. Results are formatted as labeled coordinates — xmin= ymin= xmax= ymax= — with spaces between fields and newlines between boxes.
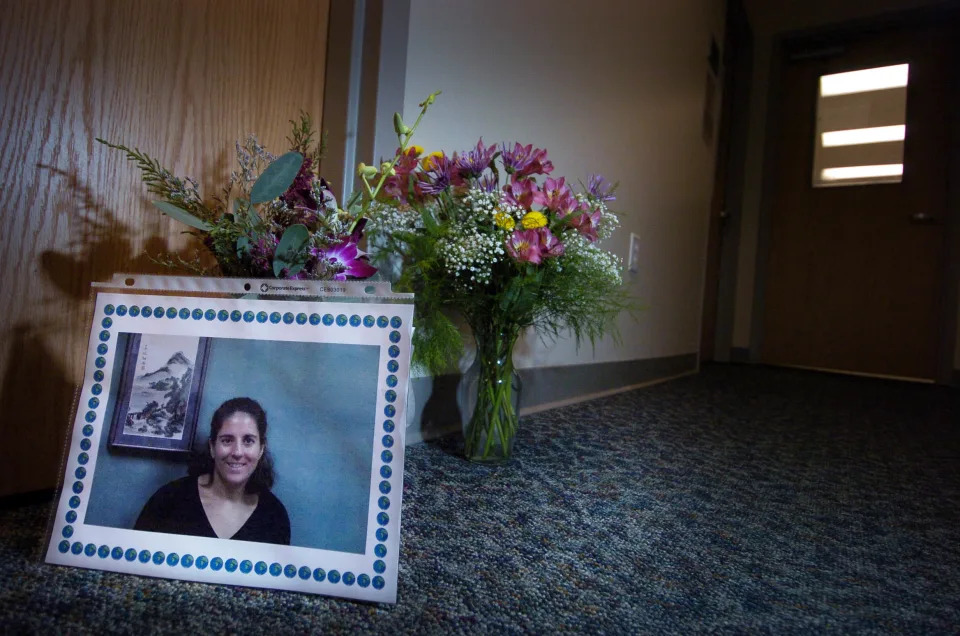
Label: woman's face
xmin=209 ymin=411 xmax=264 ymax=489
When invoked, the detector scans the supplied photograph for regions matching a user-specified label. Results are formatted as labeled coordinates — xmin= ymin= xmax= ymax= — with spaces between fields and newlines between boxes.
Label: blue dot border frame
xmin=44 ymin=292 xmax=413 ymax=604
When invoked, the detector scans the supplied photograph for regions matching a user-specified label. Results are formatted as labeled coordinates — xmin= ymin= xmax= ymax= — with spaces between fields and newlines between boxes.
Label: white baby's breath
xmin=562 ymin=232 xmax=624 ymax=286
xmin=407 ymin=188 xmax=519 ymax=291
xmin=367 ymin=202 xmax=422 ymax=235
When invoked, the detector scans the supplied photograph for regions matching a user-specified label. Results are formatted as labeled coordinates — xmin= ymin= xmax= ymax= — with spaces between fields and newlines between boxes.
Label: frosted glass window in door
xmin=813 ymin=64 xmax=908 ymax=187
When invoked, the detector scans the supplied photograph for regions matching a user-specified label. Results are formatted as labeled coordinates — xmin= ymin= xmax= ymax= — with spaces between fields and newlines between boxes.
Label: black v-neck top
xmin=134 ymin=476 xmax=290 ymax=545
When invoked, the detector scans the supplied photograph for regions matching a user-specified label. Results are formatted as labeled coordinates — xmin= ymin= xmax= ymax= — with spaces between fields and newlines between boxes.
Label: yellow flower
xmin=520 ymin=211 xmax=548 ymax=229
xmin=420 ymin=151 xmax=444 ymax=171
xmin=408 ymin=145 xmax=424 ymax=156
xmin=494 ymin=211 xmax=516 ymax=230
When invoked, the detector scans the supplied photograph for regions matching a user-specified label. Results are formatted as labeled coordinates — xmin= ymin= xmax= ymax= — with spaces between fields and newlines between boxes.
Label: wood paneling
xmin=0 ymin=0 xmax=330 ymax=496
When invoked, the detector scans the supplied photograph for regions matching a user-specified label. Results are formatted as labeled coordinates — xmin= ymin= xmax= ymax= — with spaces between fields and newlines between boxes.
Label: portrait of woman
xmin=134 ymin=397 xmax=291 ymax=545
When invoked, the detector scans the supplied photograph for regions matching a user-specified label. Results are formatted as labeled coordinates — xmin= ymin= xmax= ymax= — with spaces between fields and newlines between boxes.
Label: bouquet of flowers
xmin=99 ymin=92 xmax=631 ymax=462
xmin=98 ymin=113 xmax=385 ymax=280
xmin=365 ymin=125 xmax=632 ymax=462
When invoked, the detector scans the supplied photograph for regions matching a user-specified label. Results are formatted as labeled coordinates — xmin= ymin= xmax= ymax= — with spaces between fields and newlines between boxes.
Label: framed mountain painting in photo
xmin=108 ymin=333 xmax=209 ymax=452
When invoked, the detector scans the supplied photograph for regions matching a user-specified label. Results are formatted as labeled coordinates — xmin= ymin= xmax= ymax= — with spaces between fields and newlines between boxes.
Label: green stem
xmin=349 ymin=91 xmax=441 ymax=234
xmin=464 ymin=317 xmax=520 ymax=462
xmin=367 ymin=92 xmax=439 ymax=203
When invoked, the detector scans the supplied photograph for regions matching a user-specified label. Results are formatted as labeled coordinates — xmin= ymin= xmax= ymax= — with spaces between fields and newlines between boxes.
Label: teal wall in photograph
xmin=85 ymin=333 xmax=380 ymax=553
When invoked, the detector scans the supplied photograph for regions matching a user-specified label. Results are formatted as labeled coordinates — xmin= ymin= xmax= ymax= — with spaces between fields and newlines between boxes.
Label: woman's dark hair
xmin=189 ymin=397 xmax=275 ymax=494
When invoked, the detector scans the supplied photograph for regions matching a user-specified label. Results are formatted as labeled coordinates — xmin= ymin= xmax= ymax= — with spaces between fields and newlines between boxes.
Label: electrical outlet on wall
xmin=628 ymin=232 xmax=640 ymax=274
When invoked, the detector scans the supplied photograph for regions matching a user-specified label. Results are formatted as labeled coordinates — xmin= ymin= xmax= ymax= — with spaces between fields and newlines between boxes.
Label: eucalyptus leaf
xmin=250 ymin=151 xmax=303 ymax=204
xmin=272 ymin=223 xmax=310 ymax=277
xmin=283 ymin=262 xmax=305 ymax=277
xmin=236 ymin=236 xmax=251 ymax=258
xmin=152 ymin=201 xmax=212 ymax=231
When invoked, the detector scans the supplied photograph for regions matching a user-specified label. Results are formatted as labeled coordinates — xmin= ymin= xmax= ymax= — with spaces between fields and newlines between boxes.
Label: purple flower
xmin=455 ymin=138 xmax=497 ymax=179
xmin=499 ymin=142 xmax=553 ymax=177
xmin=281 ymin=157 xmax=318 ymax=210
xmin=250 ymin=235 xmax=278 ymax=274
xmin=314 ymin=240 xmax=377 ymax=280
xmin=309 ymin=218 xmax=377 ymax=280
xmin=500 ymin=142 xmax=535 ymax=174
xmin=587 ymin=174 xmax=616 ymax=202
xmin=477 ymin=174 xmax=499 ymax=193
xmin=420 ymin=152 xmax=458 ymax=195
xmin=505 ymin=229 xmax=543 ymax=264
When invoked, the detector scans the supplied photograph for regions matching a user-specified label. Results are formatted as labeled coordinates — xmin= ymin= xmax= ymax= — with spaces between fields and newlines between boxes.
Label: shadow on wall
xmin=0 ymin=166 xmax=216 ymax=496
xmin=0 ymin=325 xmax=75 ymax=497
xmin=37 ymin=164 xmax=213 ymax=294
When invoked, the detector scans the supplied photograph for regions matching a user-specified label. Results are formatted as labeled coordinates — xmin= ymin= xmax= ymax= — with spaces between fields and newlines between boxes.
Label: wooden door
xmin=700 ymin=0 xmax=753 ymax=362
xmin=0 ymin=0 xmax=330 ymax=497
xmin=760 ymin=21 xmax=955 ymax=380
xmin=701 ymin=0 xmax=752 ymax=362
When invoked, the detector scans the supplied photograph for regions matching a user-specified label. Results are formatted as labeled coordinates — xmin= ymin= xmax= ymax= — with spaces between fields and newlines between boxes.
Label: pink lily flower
xmin=542 ymin=176 xmax=566 ymax=198
xmin=518 ymin=147 xmax=553 ymax=178
xmin=541 ymin=176 xmax=579 ymax=218
xmin=383 ymin=147 xmax=423 ymax=202
xmin=538 ymin=227 xmax=565 ymax=258
xmin=569 ymin=209 xmax=602 ymax=242
xmin=505 ymin=229 xmax=543 ymax=264
xmin=503 ymin=177 xmax=546 ymax=210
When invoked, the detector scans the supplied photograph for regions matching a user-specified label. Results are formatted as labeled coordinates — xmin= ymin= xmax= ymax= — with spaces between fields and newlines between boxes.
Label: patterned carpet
xmin=1 ymin=364 xmax=958 ymax=633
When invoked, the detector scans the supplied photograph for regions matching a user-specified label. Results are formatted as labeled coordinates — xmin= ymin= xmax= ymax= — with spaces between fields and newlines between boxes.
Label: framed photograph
xmin=45 ymin=291 xmax=414 ymax=603
xmin=108 ymin=333 xmax=209 ymax=452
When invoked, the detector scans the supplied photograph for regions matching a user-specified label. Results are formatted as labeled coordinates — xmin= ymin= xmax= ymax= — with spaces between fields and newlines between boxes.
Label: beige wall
xmin=400 ymin=0 xmax=725 ymax=371
xmin=732 ymin=0 xmax=960 ymax=369
xmin=0 ymin=0 xmax=330 ymax=496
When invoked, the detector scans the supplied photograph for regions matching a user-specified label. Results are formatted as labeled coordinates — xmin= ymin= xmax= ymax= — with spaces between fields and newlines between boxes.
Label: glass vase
xmin=460 ymin=323 xmax=522 ymax=464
